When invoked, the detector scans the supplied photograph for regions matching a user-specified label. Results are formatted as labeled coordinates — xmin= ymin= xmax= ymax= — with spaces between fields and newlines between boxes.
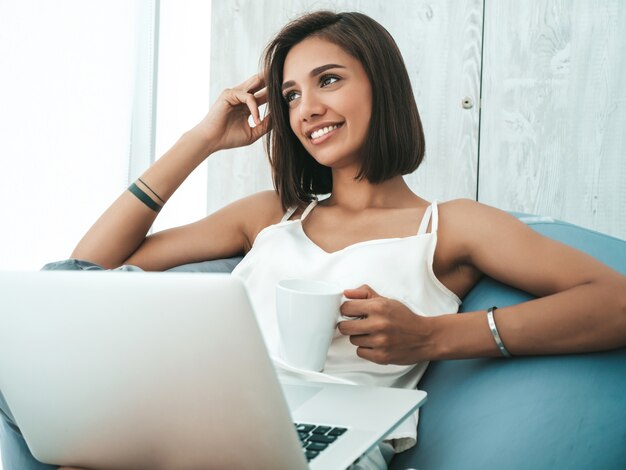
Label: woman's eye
xmin=283 ymin=90 xmax=300 ymax=103
xmin=320 ymin=75 xmax=339 ymax=87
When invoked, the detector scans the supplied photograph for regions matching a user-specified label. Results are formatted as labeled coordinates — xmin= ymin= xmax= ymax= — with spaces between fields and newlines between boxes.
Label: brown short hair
xmin=263 ymin=11 xmax=425 ymax=209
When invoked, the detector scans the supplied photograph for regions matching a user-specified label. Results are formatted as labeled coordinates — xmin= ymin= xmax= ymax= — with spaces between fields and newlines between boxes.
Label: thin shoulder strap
xmin=431 ymin=200 xmax=439 ymax=232
xmin=416 ymin=201 xmax=438 ymax=235
xmin=417 ymin=204 xmax=432 ymax=235
xmin=300 ymin=200 xmax=318 ymax=221
xmin=280 ymin=206 xmax=298 ymax=222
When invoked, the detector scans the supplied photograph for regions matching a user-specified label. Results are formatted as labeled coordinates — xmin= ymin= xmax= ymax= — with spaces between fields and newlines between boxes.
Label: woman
xmin=14 ymin=10 xmax=626 ymax=470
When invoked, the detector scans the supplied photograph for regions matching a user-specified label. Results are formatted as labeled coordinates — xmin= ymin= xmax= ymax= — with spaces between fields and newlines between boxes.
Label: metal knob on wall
xmin=462 ymin=97 xmax=474 ymax=109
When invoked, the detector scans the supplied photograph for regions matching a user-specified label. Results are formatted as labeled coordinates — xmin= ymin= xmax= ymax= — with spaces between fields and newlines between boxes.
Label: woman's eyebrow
xmin=281 ymin=63 xmax=346 ymax=90
xmin=310 ymin=63 xmax=346 ymax=77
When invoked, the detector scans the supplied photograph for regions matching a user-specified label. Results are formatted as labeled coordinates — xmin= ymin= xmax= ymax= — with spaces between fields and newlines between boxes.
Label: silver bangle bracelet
xmin=487 ymin=306 xmax=512 ymax=358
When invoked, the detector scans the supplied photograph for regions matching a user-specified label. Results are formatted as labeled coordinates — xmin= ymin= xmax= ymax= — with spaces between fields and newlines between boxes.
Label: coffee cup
xmin=275 ymin=279 xmax=344 ymax=372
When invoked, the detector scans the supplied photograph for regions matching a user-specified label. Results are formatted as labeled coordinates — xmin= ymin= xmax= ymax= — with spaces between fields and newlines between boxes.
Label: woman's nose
xmin=299 ymin=91 xmax=325 ymax=121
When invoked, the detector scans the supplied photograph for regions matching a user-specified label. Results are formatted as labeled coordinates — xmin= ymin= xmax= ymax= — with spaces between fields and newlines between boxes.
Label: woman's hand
xmin=338 ymin=285 xmax=438 ymax=365
xmin=192 ymin=72 xmax=271 ymax=155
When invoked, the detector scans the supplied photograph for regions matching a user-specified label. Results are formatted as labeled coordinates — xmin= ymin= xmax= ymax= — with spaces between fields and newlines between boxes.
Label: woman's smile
xmin=308 ymin=122 xmax=344 ymax=144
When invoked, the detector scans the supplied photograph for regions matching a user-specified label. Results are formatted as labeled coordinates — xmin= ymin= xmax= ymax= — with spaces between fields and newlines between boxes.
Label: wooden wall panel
xmin=207 ymin=0 xmax=482 ymax=214
xmin=479 ymin=0 xmax=626 ymax=239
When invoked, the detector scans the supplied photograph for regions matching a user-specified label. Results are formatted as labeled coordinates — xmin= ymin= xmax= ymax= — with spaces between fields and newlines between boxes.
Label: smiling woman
xmin=59 ymin=9 xmax=626 ymax=470
xmin=2 ymin=8 xmax=625 ymax=470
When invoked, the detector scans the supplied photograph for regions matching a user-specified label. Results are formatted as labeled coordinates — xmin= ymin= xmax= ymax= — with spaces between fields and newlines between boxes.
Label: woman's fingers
xmin=197 ymin=72 xmax=269 ymax=152
xmin=340 ymin=295 xmax=382 ymax=318
xmin=344 ymin=320 xmax=378 ymax=340
xmin=340 ymin=300 xmax=366 ymax=319
xmin=236 ymin=72 xmax=265 ymax=95
xmin=349 ymin=332 xmax=381 ymax=349
xmin=343 ymin=285 xmax=380 ymax=300
xmin=249 ymin=112 xmax=271 ymax=142
xmin=223 ymin=89 xmax=262 ymax=125
xmin=243 ymin=93 xmax=261 ymax=125
xmin=254 ymin=87 xmax=268 ymax=106
xmin=236 ymin=73 xmax=268 ymax=119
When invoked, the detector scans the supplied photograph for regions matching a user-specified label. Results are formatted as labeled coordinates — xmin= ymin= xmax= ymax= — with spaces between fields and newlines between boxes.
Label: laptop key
xmin=307 ymin=442 xmax=328 ymax=451
xmin=305 ymin=450 xmax=320 ymax=461
xmin=312 ymin=425 xmax=332 ymax=434
xmin=295 ymin=423 xmax=316 ymax=433
xmin=308 ymin=434 xmax=337 ymax=444
xmin=328 ymin=427 xmax=348 ymax=436
xmin=295 ymin=422 xmax=347 ymax=460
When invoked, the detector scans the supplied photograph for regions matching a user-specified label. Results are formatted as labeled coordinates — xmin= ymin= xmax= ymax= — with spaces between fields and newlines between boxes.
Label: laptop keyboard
xmin=294 ymin=423 xmax=348 ymax=462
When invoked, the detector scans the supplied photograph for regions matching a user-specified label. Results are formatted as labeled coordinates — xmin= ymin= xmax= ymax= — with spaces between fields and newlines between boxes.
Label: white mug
xmin=275 ymin=279 xmax=344 ymax=372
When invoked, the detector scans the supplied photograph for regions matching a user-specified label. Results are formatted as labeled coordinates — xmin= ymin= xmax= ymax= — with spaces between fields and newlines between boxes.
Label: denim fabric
xmin=0 ymin=390 xmax=56 ymax=470
xmin=165 ymin=257 xmax=243 ymax=273
xmin=41 ymin=257 xmax=244 ymax=274
xmin=41 ymin=258 xmax=144 ymax=272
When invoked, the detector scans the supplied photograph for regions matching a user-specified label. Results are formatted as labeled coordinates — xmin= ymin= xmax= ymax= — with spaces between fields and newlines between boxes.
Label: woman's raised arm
xmin=71 ymin=73 xmax=270 ymax=269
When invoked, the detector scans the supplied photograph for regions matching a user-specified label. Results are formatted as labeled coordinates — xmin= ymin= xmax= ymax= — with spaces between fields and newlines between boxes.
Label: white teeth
xmin=310 ymin=124 xmax=340 ymax=140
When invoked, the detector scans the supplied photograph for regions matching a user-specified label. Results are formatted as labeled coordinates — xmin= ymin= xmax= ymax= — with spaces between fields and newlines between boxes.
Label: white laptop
xmin=0 ymin=270 xmax=426 ymax=469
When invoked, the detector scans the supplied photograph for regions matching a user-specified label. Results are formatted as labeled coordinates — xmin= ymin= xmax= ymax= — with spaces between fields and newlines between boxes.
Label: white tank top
xmin=231 ymin=200 xmax=461 ymax=448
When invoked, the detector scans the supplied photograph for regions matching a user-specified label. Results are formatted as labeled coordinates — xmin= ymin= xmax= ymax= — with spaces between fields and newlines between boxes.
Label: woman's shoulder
xmin=433 ymin=199 xmax=531 ymax=293
xmin=230 ymin=190 xmax=292 ymax=249
xmin=241 ymin=189 xmax=284 ymax=209
xmin=437 ymin=198 xmax=533 ymax=252
xmin=438 ymin=198 xmax=517 ymax=225
xmin=233 ymin=190 xmax=285 ymax=225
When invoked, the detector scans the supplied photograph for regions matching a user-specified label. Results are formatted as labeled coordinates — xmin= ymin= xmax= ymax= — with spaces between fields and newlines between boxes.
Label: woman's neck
xmin=323 ymin=170 xmax=422 ymax=211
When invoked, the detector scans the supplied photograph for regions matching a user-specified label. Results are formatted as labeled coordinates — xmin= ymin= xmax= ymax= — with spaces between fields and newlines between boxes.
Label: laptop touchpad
xmin=281 ymin=384 xmax=323 ymax=411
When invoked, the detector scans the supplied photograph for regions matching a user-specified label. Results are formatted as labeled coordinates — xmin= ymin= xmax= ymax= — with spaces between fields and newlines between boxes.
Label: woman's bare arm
xmin=339 ymin=200 xmax=626 ymax=363
xmin=71 ymin=73 xmax=271 ymax=269
xmin=435 ymin=200 xmax=626 ymax=357
xmin=121 ymin=190 xmax=283 ymax=271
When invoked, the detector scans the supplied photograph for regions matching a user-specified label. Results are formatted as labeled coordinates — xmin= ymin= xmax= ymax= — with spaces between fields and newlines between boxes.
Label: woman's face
xmin=281 ymin=36 xmax=372 ymax=170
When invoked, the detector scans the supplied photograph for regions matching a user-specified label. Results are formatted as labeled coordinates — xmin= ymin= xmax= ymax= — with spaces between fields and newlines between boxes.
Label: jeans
xmin=0 ymin=390 xmax=56 ymax=470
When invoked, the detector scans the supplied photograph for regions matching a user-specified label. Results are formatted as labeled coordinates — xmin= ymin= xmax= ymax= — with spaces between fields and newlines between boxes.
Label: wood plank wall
xmin=480 ymin=0 xmax=626 ymax=239
xmin=208 ymin=0 xmax=625 ymax=240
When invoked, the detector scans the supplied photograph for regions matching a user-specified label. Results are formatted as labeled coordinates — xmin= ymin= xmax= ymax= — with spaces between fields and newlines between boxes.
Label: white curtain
xmin=0 ymin=0 xmax=211 ymax=271
xmin=0 ymin=0 xmax=155 ymax=270
xmin=152 ymin=0 xmax=211 ymax=233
